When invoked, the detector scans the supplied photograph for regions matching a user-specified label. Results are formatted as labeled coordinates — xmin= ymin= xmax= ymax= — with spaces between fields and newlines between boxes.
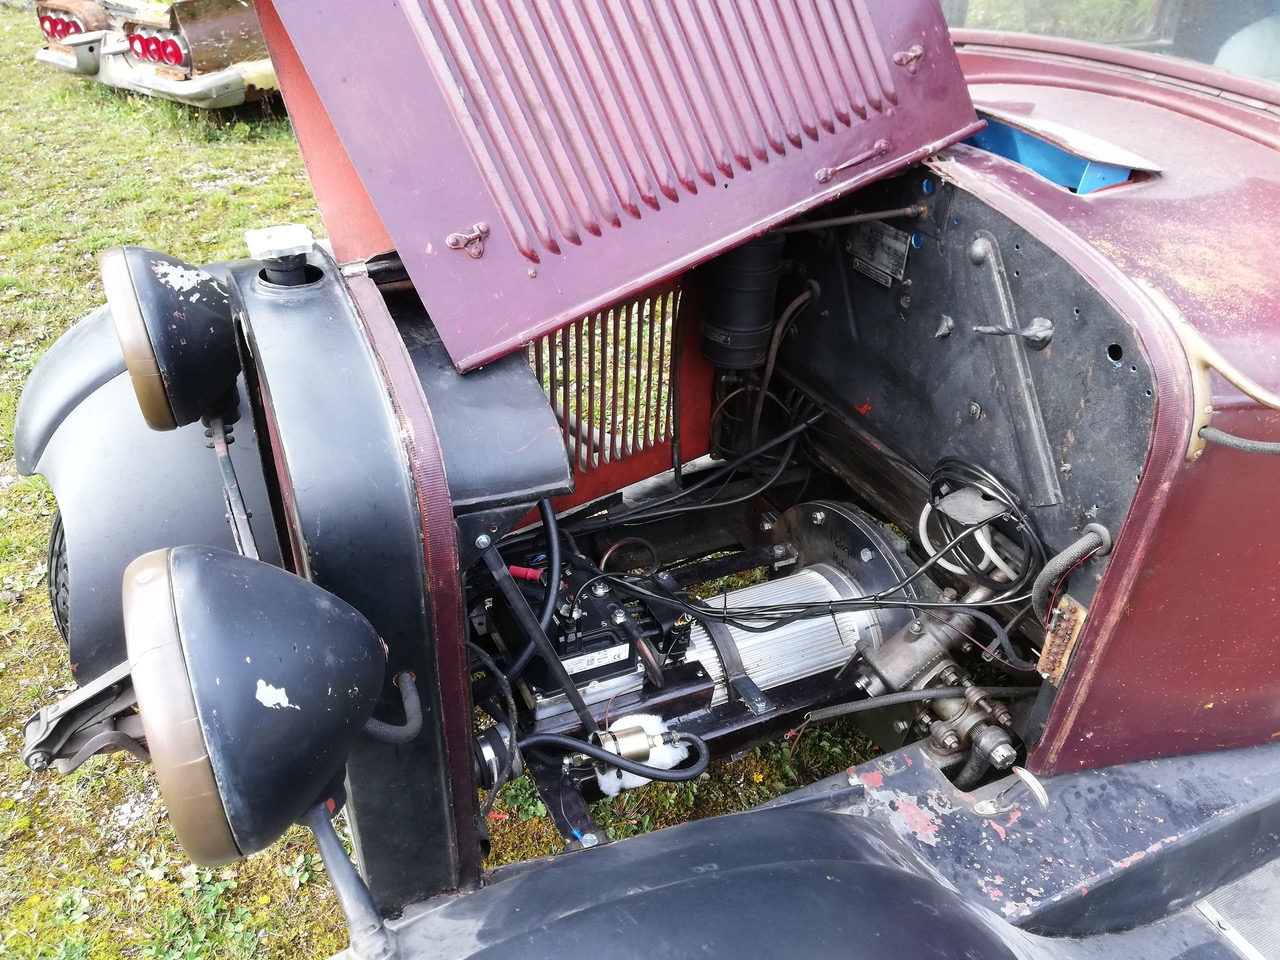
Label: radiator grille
xmin=409 ymin=0 xmax=895 ymax=261
xmin=528 ymin=284 xmax=679 ymax=473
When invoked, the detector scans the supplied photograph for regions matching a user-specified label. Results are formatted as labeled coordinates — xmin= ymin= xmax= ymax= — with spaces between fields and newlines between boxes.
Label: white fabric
xmin=594 ymin=713 xmax=689 ymax=797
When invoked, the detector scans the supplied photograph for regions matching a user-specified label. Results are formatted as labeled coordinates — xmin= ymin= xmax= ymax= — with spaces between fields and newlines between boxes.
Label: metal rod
xmin=206 ymin=416 xmax=259 ymax=561
xmin=302 ymin=804 xmax=397 ymax=960
xmin=771 ymin=203 xmax=927 ymax=234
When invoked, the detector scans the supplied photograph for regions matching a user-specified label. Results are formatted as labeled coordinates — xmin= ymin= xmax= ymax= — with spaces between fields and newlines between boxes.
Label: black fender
xmin=14 ymin=304 xmax=280 ymax=681
xmin=390 ymin=808 xmax=1027 ymax=959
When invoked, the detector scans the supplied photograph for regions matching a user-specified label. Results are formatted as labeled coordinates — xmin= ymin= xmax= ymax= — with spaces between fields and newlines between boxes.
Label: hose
xmin=1031 ymin=524 xmax=1111 ymax=623
xmin=362 ymin=671 xmax=422 ymax=744
xmin=483 ymin=547 xmax=600 ymax=735
xmin=468 ymin=642 xmax=517 ymax=819
xmin=1200 ymin=426 xmax=1280 ymax=455
xmin=517 ymin=730 xmax=711 ymax=782
xmin=953 ymin=749 xmax=992 ymax=791
xmin=536 ymin=499 xmax=561 ymax=630
xmin=749 ymin=282 xmax=817 ymax=449
xmin=805 ymin=686 xmax=1036 ymax=724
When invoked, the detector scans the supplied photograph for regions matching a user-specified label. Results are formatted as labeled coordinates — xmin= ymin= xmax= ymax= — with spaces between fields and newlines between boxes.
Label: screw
xmin=590 ymin=581 xmax=610 ymax=598
xmin=893 ymin=719 xmax=911 ymax=734
xmin=580 ymin=832 xmax=599 ymax=848
xmin=610 ymin=608 xmax=627 ymax=625
xmin=812 ymin=510 xmax=826 ymax=526
xmin=773 ymin=544 xmax=786 ymax=557
xmin=859 ymin=548 xmax=874 ymax=563
xmin=475 ymin=533 xmax=492 ymax=550
xmin=989 ymin=743 xmax=1018 ymax=768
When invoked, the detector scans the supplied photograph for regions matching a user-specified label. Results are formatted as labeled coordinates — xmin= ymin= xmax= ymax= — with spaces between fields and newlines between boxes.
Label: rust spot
xmin=860 ymin=770 xmax=884 ymax=788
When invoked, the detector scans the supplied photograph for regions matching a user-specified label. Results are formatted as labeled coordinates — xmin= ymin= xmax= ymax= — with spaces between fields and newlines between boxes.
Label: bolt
xmin=610 ymin=608 xmax=627 ymax=625
xmin=893 ymin=719 xmax=911 ymax=734
xmin=580 ymin=832 xmax=599 ymax=848
xmin=941 ymin=731 xmax=961 ymax=751
xmin=989 ymin=743 xmax=1018 ymax=768
xmin=854 ymin=675 xmax=871 ymax=692
xmin=26 ymin=751 xmax=50 ymax=773
xmin=475 ymin=533 xmax=492 ymax=550
xmin=811 ymin=510 xmax=826 ymax=526
xmin=759 ymin=513 xmax=776 ymax=533
xmin=908 ymin=619 xmax=924 ymax=635
xmin=773 ymin=544 xmax=786 ymax=557
xmin=590 ymin=581 xmax=610 ymax=598
xmin=859 ymin=548 xmax=875 ymax=563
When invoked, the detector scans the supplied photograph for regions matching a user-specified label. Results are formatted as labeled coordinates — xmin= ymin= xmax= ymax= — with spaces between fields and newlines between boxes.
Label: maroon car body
xmin=14 ymin=2 xmax=1280 ymax=958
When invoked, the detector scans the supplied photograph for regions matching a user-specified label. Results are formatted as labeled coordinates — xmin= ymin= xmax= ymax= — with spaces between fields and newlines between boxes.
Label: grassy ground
xmin=0 ymin=9 xmax=876 ymax=958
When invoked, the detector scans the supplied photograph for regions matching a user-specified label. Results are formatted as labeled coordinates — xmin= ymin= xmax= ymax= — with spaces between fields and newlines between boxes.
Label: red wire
xmin=1044 ymin=548 xmax=1100 ymax=627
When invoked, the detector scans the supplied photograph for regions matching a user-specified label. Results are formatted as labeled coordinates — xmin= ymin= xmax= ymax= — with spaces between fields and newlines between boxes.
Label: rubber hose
xmin=501 ymin=499 xmax=562 ymax=682
xmin=1200 ymin=426 xmax=1280 ymax=455
xmin=363 ymin=671 xmax=422 ymax=744
xmin=517 ymin=730 xmax=711 ymax=782
xmin=953 ymin=749 xmax=992 ymax=791
xmin=1031 ymin=527 xmax=1109 ymax=623
xmin=805 ymin=686 xmax=1036 ymax=725
xmin=536 ymin=499 xmax=561 ymax=630
xmin=301 ymin=805 xmax=393 ymax=960
xmin=484 ymin=548 xmax=600 ymax=735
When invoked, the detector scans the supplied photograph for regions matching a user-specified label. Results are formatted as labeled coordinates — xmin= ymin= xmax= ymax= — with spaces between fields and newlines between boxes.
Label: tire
xmin=48 ymin=510 xmax=70 ymax=645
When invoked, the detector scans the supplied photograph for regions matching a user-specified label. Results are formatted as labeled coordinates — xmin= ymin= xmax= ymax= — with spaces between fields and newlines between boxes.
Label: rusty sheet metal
xmin=833 ymin=744 xmax=1280 ymax=935
xmin=270 ymin=0 xmax=980 ymax=371
xmin=173 ymin=0 xmax=270 ymax=76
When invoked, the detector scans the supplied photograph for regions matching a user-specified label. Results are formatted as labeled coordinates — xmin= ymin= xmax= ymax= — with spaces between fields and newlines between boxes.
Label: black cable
xmin=363 ymin=671 xmax=422 ymax=744
xmin=565 ymin=412 xmax=822 ymax=535
xmin=517 ymin=730 xmax=711 ymax=782
xmin=805 ymin=685 xmax=1037 ymax=724
xmin=925 ymin=457 xmax=1046 ymax=602
xmin=482 ymin=547 xmax=600 ymax=736
xmin=467 ymin=642 xmax=517 ymax=819
xmin=1199 ymin=426 xmax=1280 ymax=455
xmin=536 ymin=499 xmax=561 ymax=631
xmin=1031 ymin=525 xmax=1109 ymax=623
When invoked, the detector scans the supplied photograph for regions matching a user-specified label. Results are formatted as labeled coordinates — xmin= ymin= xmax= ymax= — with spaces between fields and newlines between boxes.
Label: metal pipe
xmin=771 ymin=204 xmax=928 ymax=234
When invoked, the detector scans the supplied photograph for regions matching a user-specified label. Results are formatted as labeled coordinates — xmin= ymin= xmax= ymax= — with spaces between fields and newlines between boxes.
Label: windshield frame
xmin=950 ymin=27 xmax=1280 ymax=110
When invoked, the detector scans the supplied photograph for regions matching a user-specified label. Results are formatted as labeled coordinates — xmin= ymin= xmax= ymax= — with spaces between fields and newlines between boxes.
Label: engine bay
xmin=446 ymin=164 xmax=1157 ymax=847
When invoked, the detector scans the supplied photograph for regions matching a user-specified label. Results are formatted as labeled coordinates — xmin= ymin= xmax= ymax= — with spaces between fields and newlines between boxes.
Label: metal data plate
xmin=272 ymin=0 xmax=980 ymax=370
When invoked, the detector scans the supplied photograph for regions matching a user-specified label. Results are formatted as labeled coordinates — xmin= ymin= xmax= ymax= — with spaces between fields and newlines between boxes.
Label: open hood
xmin=268 ymin=0 xmax=980 ymax=371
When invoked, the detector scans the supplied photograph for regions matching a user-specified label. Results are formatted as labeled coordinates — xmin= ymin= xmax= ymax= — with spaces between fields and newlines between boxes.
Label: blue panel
xmin=966 ymin=119 xmax=1132 ymax=194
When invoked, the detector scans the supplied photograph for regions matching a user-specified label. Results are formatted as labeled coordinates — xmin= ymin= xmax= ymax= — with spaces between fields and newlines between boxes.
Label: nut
xmin=989 ymin=743 xmax=1018 ymax=768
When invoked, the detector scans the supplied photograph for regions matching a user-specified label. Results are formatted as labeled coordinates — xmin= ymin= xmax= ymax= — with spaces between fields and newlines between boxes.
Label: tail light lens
xmin=160 ymin=38 xmax=183 ymax=66
xmin=126 ymin=30 xmax=187 ymax=68
xmin=38 ymin=12 xmax=83 ymax=40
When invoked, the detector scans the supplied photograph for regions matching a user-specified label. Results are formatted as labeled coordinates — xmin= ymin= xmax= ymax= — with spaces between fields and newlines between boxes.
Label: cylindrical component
xmin=685 ymin=564 xmax=887 ymax=708
xmin=700 ymin=234 xmax=786 ymax=369
xmin=596 ymin=725 xmax=657 ymax=763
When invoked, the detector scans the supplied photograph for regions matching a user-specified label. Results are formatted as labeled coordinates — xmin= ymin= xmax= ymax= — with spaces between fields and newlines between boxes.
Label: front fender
xmin=14 ymin=305 xmax=280 ymax=681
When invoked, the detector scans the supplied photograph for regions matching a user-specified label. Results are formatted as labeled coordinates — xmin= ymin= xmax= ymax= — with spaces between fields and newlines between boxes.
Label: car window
xmin=946 ymin=0 xmax=1280 ymax=89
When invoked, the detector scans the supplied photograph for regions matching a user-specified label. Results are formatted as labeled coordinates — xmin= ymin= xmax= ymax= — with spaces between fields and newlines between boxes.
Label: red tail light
xmin=51 ymin=18 xmax=69 ymax=39
xmin=128 ymin=33 xmax=145 ymax=57
xmin=64 ymin=21 xmax=81 ymax=36
xmin=143 ymin=36 xmax=162 ymax=61
xmin=160 ymin=38 xmax=183 ymax=66
xmin=38 ymin=15 xmax=55 ymax=38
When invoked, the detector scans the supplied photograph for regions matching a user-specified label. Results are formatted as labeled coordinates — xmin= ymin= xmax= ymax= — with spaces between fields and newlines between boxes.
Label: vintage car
xmin=13 ymin=0 xmax=1280 ymax=957
xmin=34 ymin=0 xmax=276 ymax=109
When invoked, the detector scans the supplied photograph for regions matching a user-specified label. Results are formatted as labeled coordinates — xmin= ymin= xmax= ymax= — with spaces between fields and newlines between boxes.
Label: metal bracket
xmin=445 ymin=222 xmax=490 ymax=260
xmin=206 ymin=416 xmax=259 ymax=561
xmin=22 ymin=660 xmax=147 ymax=773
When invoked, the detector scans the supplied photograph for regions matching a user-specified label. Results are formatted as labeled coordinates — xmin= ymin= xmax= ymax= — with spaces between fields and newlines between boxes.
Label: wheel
xmin=47 ymin=510 xmax=70 ymax=645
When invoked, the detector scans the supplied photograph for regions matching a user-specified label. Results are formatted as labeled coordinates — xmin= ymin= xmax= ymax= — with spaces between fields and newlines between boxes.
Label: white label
xmin=562 ymin=644 xmax=629 ymax=675
xmin=848 ymin=220 xmax=910 ymax=287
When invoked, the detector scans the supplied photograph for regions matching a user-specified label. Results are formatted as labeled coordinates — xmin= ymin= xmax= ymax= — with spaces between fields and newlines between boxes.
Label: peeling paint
xmin=255 ymin=679 xmax=299 ymax=710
